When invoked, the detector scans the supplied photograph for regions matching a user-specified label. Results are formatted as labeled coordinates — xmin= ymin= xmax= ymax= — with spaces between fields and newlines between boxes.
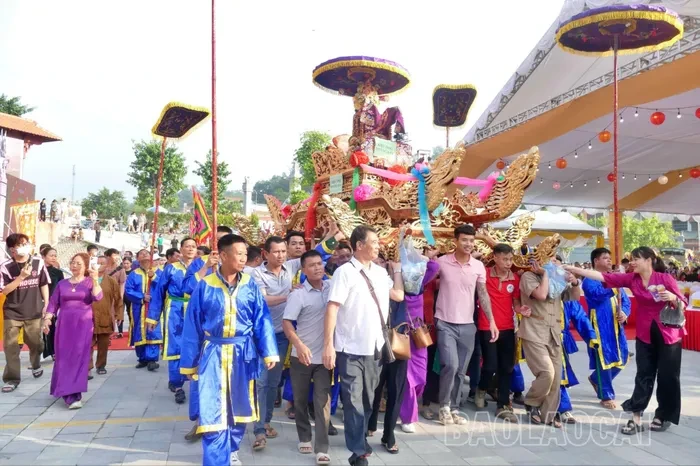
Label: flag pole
xmin=210 ymin=0 xmax=219 ymax=251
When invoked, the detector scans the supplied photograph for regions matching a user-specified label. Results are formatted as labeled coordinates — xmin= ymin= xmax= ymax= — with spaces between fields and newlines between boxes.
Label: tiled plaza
xmin=2 ymin=343 xmax=700 ymax=465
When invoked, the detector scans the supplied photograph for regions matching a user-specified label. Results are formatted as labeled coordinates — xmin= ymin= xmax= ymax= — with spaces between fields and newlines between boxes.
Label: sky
xmin=0 ymin=0 xmax=564 ymax=204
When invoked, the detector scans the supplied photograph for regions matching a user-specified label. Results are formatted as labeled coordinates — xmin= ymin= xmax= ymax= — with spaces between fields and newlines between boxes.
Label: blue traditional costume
xmin=582 ymin=278 xmax=631 ymax=402
xmin=559 ymin=300 xmax=597 ymax=414
xmin=148 ymin=261 xmax=192 ymax=391
xmin=180 ymin=270 xmax=278 ymax=466
xmin=125 ymin=267 xmax=163 ymax=365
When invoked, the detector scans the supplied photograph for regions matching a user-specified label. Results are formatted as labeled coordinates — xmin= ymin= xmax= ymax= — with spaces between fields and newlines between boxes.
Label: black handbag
xmin=660 ymin=301 xmax=686 ymax=328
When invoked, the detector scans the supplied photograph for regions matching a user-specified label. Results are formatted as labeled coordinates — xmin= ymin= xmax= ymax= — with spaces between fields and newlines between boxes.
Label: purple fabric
xmin=374 ymin=107 xmax=406 ymax=140
xmin=557 ymin=4 xmax=682 ymax=54
xmin=47 ymin=279 xmax=102 ymax=399
xmin=433 ymin=87 xmax=477 ymax=127
xmin=400 ymin=260 xmax=440 ymax=424
xmin=63 ymin=393 xmax=82 ymax=406
xmin=312 ymin=56 xmax=410 ymax=96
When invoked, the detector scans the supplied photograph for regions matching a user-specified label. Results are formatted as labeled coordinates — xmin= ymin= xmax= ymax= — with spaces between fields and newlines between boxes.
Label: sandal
xmin=32 ymin=368 xmax=43 ymax=378
xmin=621 ymin=419 xmax=645 ymax=435
xmin=286 ymin=406 xmax=296 ymax=420
xmin=601 ymin=399 xmax=616 ymax=409
xmin=420 ymin=407 xmax=435 ymax=420
xmin=316 ymin=452 xmax=331 ymax=465
xmin=97 ymin=368 xmax=107 ymax=375
xmin=650 ymin=418 xmax=671 ymax=432
xmin=529 ymin=407 xmax=543 ymax=425
xmin=547 ymin=415 xmax=562 ymax=429
xmin=382 ymin=441 xmax=399 ymax=454
xmin=366 ymin=430 xmax=375 ymax=437
xmin=253 ymin=435 xmax=267 ymax=451
xmin=2 ymin=382 xmax=18 ymax=393
xmin=265 ymin=425 xmax=278 ymax=438
xmin=298 ymin=441 xmax=313 ymax=454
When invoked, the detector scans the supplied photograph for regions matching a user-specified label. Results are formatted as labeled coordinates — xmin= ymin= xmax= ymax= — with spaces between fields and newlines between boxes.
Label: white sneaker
xmin=438 ymin=406 xmax=454 ymax=425
xmin=451 ymin=409 xmax=467 ymax=425
xmin=401 ymin=423 xmax=416 ymax=433
xmin=68 ymin=401 xmax=83 ymax=410
xmin=230 ymin=451 xmax=241 ymax=465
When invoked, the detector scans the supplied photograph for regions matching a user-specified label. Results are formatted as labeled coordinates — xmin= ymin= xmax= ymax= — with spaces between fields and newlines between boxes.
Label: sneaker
xmin=401 ymin=423 xmax=416 ymax=433
xmin=466 ymin=390 xmax=476 ymax=404
xmin=438 ymin=406 xmax=454 ymax=425
xmin=451 ymin=410 xmax=467 ymax=425
xmin=147 ymin=361 xmax=159 ymax=372
xmin=328 ymin=421 xmax=338 ymax=436
xmin=560 ymin=411 xmax=577 ymax=424
xmin=495 ymin=406 xmax=518 ymax=423
xmin=68 ymin=401 xmax=83 ymax=410
xmin=230 ymin=451 xmax=241 ymax=465
xmin=135 ymin=361 xmax=148 ymax=369
xmin=475 ymin=389 xmax=487 ymax=409
xmin=175 ymin=388 xmax=186 ymax=404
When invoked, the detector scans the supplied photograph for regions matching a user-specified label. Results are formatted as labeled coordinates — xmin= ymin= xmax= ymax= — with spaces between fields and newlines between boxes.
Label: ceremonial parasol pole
xmin=150 ymin=138 xmax=167 ymax=257
xmin=210 ymin=0 xmax=219 ymax=250
xmin=555 ymin=4 xmax=683 ymax=262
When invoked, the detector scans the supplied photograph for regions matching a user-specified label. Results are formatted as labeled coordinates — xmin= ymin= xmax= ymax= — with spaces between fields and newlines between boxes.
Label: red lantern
xmin=650 ymin=111 xmax=666 ymax=125
xmin=350 ymin=151 xmax=369 ymax=168
xmin=555 ymin=158 xmax=567 ymax=169
xmin=607 ymin=172 xmax=616 ymax=183
xmin=552 ymin=182 xmax=561 ymax=190
xmin=496 ymin=160 xmax=506 ymax=170
xmin=598 ymin=130 xmax=611 ymax=143
xmin=690 ymin=168 xmax=700 ymax=179
xmin=695 ymin=108 xmax=700 ymax=119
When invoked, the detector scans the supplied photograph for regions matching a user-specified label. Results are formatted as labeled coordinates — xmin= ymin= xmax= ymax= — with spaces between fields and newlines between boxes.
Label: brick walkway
xmin=2 ymin=344 xmax=700 ymax=465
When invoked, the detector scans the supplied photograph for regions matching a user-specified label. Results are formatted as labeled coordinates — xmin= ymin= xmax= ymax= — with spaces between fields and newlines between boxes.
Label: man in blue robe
xmin=124 ymin=249 xmax=162 ymax=371
xmin=558 ymin=300 xmax=597 ymax=424
xmin=147 ymin=237 xmax=198 ymax=404
xmin=181 ymin=233 xmax=279 ymax=466
xmin=582 ymin=248 xmax=631 ymax=409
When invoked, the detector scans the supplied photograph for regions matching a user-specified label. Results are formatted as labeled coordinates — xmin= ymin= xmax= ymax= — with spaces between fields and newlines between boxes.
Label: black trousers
xmin=478 ymin=329 xmax=516 ymax=409
xmin=622 ymin=321 xmax=682 ymax=424
xmin=422 ymin=344 xmax=440 ymax=405
xmin=367 ymin=358 xmax=407 ymax=447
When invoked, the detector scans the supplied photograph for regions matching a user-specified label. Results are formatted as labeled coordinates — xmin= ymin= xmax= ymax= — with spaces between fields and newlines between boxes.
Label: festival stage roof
xmin=457 ymin=0 xmax=700 ymax=215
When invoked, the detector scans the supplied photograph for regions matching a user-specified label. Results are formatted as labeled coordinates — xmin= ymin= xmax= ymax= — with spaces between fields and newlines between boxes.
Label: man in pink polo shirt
xmin=435 ymin=224 xmax=498 ymax=425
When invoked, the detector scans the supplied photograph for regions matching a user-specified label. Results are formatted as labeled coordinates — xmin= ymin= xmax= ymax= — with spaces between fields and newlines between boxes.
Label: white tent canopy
xmin=146 ymin=206 xmax=169 ymax=213
xmin=492 ymin=209 xmax=602 ymax=248
xmin=461 ymin=0 xmax=700 ymax=215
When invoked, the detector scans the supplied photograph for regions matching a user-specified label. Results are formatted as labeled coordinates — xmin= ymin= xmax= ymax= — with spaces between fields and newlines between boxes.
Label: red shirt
xmin=477 ymin=267 xmax=520 ymax=331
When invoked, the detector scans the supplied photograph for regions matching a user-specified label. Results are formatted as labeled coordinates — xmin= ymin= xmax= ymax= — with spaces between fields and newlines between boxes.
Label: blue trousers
xmin=511 ymin=364 xmax=525 ymax=393
xmin=189 ymin=380 xmax=199 ymax=421
xmin=253 ymin=332 xmax=288 ymax=436
xmin=591 ymin=366 xmax=622 ymax=400
xmin=202 ymin=422 xmax=246 ymax=466
xmin=559 ymin=386 xmax=572 ymax=413
xmin=135 ymin=344 xmax=160 ymax=363
xmin=169 ymin=359 xmax=186 ymax=389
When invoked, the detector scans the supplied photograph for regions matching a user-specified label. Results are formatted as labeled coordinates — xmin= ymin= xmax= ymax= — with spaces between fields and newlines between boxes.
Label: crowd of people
xmin=0 ymin=222 xmax=689 ymax=466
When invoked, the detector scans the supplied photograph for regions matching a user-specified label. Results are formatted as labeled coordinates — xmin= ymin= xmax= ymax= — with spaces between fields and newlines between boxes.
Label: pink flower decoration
xmin=353 ymin=184 xmax=375 ymax=202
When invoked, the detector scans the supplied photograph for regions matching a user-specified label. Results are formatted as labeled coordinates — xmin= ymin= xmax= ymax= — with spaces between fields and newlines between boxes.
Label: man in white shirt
xmin=322 ymin=225 xmax=404 ymax=466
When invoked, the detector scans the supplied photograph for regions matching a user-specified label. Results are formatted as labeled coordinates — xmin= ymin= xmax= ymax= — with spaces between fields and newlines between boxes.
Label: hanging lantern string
xmin=537 ymin=166 xmax=699 ymax=187
xmin=494 ymin=105 xmax=700 ymax=170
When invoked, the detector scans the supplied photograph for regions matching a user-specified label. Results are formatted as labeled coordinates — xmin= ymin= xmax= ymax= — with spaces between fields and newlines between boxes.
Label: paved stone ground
xmin=2 ymin=343 xmax=700 ymax=465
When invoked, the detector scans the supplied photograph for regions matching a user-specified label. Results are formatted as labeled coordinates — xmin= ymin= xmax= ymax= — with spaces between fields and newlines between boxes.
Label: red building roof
xmin=0 ymin=112 xmax=61 ymax=144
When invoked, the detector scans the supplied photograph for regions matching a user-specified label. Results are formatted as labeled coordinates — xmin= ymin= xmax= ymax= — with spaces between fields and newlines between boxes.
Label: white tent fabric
xmin=490 ymin=209 xmax=601 ymax=248
xmin=517 ymin=204 xmax=700 ymax=222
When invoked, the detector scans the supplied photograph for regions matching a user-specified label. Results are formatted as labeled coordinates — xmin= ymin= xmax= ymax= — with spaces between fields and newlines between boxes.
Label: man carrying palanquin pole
xmin=124 ymin=249 xmax=162 ymax=372
xmin=180 ymin=233 xmax=279 ymax=466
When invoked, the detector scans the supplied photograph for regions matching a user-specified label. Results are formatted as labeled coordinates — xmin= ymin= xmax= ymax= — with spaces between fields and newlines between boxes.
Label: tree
xmin=432 ymin=146 xmax=445 ymax=158
xmin=81 ymin=188 xmax=128 ymax=220
xmin=219 ymin=199 xmax=243 ymax=216
xmin=576 ymin=213 xmax=680 ymax=252
xmin=289 ymin=190 xmax=310 ymax=205
xmin=0 ymin=94 xmax=35 ymax=116
xmin=127 ymin=140 xmax=188 ymax=210
xmin=177 ymin=188 xmax=194 ymax=209
xmin=254 ymin=174 xmax=291 ymax=201
xmin=193 ymin=150 xmax=232 ymax=208
xmin=294 ymin=130 xmax=331 ymax=189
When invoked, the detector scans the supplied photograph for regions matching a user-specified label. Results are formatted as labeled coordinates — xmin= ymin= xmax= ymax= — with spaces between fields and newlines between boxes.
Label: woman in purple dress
xmin=42 ymin=252 xmax=102 ymax=409
xmin=399 ymin=249 xmax=440 ymax=433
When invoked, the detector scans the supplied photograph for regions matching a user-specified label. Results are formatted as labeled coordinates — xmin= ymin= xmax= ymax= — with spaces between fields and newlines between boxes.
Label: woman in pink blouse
xmin=564 ymin=247 xmax=687 ymax=435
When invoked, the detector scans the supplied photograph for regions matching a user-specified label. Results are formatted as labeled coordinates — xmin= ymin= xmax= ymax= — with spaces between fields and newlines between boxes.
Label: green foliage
xmin=145 ymin=212 xmax=191 ymax=233
xmin=127 ymin=140 xmax=188 ymax=210
xmin=249 ymin=213 xmax=260 ymax=229
xmin=432 ymin=146 xmax=445 ymax=158
xmin=622 ymin=215 xmax=679 ymax=252
xmin=219 ymin=199 xmax=243 ymax=216
xmin=0 ymin=94 xmax=34 ymax=116
xmin=193 ymin=150 xmax=232 ymax=208
xmin=254 ymin=174 xmax=291 ymax=201
xmin=80 ymin=188 xmax=128 ymax=220
xmin=294 ymin=130 xmax=331 ymax=189
xmin=177 ymin=188 xmax=194 ymax=209
xmin=289 ymin=190 xmax=310 ymax=204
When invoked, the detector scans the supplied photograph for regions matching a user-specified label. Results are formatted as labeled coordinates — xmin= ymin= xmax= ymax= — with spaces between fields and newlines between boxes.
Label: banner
xmin=10 ymin=200 xmax=40 ymax=245
xmin=191 ymin=187 xmax=212 ymax=245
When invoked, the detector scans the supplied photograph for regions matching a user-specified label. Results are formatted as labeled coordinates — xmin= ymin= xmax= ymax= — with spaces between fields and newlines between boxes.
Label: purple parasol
xmin=432 ymin=85 xmax=477 ymax=128
xmin=152 ymin=102 xmax=210 ymax=140
xmin=312 ymin=56 xmax=410 ymax=96
xmin=555 ymin=4 xmax=683 ymax=263
xmin=556 ymin=4 xmax=684 ymax=56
